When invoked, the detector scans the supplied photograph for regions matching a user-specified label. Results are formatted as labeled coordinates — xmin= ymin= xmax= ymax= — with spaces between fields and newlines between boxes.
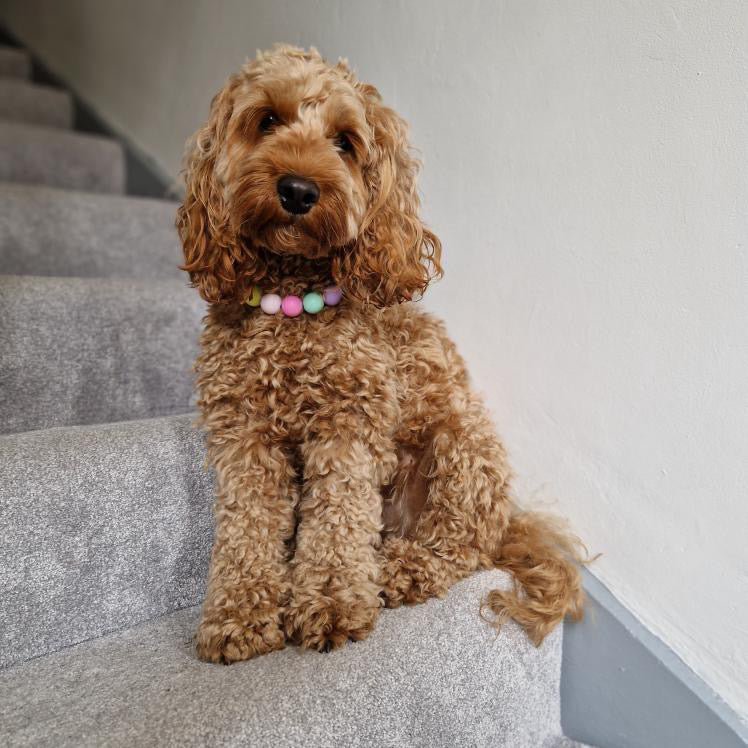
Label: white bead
xmin=260 ymin=293 xmax=281 ymax=314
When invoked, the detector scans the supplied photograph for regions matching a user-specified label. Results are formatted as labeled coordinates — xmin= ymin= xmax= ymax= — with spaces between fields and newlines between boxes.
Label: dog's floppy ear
xmin=177 ymin=78 xmax=257 ymax=304
xmin=335 ymin=84 xmax=442 ymax=307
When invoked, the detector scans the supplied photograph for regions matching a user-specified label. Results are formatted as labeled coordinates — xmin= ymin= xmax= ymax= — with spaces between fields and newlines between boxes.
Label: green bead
xmin=303 ymin=291 xmax=324 ymax=314
xmin=245 ymin=285 xmax=261 ymax=307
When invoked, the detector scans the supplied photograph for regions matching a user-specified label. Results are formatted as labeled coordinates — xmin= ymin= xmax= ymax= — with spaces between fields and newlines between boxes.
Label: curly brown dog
xmin=177 ymin=45 xmax=585 ymax=664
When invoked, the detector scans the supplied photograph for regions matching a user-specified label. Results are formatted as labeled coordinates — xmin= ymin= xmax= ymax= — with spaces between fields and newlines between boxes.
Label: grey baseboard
xmin=562 ymin=569 xmax=747 ymax=747
xmin=0 ymin=24 xmax=178 ymax=199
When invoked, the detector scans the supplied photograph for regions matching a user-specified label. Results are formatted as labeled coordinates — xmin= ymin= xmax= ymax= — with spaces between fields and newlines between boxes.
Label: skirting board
xmin=563 ymin=569 xmax=747 ymax=747
xmin=2 ymin=20 xmax=746 ymax=748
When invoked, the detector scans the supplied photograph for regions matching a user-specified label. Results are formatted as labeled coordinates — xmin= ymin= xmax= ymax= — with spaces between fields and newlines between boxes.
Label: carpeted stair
xmin=0 ymin=79 xmax=72 ymax=128
xmin=0 ymin=275 xmax=201 ymax=432
xmin=0 ymin=41 xmax=587 ymax=747
xmin=0 ymin=121 xmax=125 ymax=192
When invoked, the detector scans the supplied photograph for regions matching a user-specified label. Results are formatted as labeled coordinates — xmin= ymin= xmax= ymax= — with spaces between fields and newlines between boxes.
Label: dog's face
xmin=177 ymin=46 xmax=441 ymax=307
xmin=219 ymin=51 xmax=370 ymax=258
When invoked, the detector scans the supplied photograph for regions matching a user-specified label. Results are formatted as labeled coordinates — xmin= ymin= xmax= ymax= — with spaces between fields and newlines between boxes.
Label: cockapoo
xmin=177 ymin=45 xmax=584 ymax=664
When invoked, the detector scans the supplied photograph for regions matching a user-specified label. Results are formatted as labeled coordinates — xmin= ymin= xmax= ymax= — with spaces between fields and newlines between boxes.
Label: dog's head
xmin=177 ymin=45 xmax=441 ymax=306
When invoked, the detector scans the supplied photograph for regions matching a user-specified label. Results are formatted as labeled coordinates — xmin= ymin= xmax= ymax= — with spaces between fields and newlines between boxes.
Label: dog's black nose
xmin=277 ymin=175 xmax=320 ymax=215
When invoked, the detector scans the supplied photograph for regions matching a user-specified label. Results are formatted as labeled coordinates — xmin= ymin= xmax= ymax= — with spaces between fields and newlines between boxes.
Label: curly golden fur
xmin=178 ymin=45 xmax=585 ymax=664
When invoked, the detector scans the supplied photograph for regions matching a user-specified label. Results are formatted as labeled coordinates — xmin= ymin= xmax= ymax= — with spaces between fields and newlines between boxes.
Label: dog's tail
xmin=483 ymin=510 xmax=588 ymax=646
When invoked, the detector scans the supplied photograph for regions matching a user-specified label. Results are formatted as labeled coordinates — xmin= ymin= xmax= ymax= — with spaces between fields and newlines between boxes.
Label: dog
xmin=177 ymin=45 xmax=585 ymax=664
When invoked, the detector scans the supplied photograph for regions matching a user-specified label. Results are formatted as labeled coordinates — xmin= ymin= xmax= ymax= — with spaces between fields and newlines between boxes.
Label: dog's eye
xmin=259 ymin=112 xmax=280 ymax=133
xmin=335 ymin=132 xmax=354 ymax=155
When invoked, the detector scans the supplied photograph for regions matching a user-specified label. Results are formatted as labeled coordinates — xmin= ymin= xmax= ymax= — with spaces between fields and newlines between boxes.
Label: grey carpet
xmin=0 ymin=571 xmax=568 ymax=748
xmin=0 ymin=79 xmax=73 ymax=128
xmin=0 ymin=183 xmax=182 ymax=279
xmin=0 ymin=275 xmax=203 ymax=433
xmin=0 ymin=414 xmax=212 ymax=668
xmin=0 ymin=44 xmax=30 ymax=79
xmin=0 ymin=121 xmax=125 ymax=193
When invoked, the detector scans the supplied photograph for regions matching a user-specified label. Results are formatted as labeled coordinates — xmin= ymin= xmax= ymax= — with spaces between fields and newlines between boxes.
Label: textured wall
xmin=4 ymin=0 xmax=746 ymax=720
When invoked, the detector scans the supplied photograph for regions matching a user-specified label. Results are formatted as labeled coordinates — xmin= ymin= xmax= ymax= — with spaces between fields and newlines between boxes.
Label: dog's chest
xmin=210 ymin=311 xmax=399 ymax=439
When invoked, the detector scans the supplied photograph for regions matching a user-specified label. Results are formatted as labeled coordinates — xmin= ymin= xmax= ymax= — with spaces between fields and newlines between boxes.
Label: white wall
xmin=4 ymin=0 xmax=746 ymax=721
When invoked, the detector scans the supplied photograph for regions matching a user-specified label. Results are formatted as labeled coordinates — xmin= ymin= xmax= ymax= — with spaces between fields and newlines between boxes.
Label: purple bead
xmin=323 ymin=286 xmax=342 ymax=306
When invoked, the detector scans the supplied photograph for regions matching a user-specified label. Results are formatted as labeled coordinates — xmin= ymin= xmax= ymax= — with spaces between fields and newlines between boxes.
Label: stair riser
xmin=0 ymin=45 xmax=31 ymax=79
xmin=0 ymin=414 xmax=213 ymax=668
xmin=0 ymin=275 xmax=203 ymax=433
xmin=0 ymin=184 xmax=182 ymax=280
xmin=0 ymin=122 xmax=125 ymax=194
xmin=0 ymin=80 xmax=73 ymax=128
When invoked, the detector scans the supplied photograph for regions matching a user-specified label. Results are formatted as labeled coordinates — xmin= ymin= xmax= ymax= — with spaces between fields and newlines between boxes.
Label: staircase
xmin=0 ymin=41 xmax=586 ymax=747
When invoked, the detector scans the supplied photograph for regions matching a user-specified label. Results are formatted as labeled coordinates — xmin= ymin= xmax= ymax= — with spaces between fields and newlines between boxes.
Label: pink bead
xmin=260 ymin=293 xmax=281 ymax=314
xmin=281 ymin=295 xmax=303 ymax=317
xmin=323 ymin=286 xmax=342 ymax=306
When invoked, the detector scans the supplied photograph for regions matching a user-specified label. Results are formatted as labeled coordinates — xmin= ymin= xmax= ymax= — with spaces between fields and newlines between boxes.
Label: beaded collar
xmin=244 ymin=285 xmax=342 ymax=317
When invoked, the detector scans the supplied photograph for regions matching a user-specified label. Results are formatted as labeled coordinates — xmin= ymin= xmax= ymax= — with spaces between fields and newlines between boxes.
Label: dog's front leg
xmin=196 ymin=428 xmax=296 ymax=664
xmin=285 ymin=435 xmax=384 ymax=652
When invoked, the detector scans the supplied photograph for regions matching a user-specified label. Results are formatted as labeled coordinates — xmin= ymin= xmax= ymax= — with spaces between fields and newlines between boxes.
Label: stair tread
xmin=0 ymin=413 xmax=211 ymax=668
xmin=0 ymin=121 xmax=125 ymax=193
xmin=0 ymin=274 xmax=203 ymax=434
xmin=0 ymin=78 xmax=73 ymax=128
xmin=0 ymin=571 xmax=566 ymax=748
xmin=0 ymin=45 xmax=30 ymax=79
xmin=0 ymin=182 xmax=182 ymax=279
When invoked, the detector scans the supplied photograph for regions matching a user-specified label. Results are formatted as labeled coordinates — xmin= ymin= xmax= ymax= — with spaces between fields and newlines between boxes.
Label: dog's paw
xmin=195 ymin=611 xmax=285 ymax=664
xmin=284 ymin=592 xmax=381 ymax=652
